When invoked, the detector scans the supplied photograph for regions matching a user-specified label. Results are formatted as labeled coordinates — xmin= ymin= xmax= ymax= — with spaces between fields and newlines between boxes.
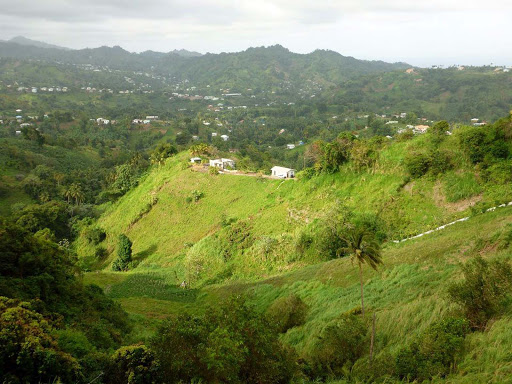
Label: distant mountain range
xmin=0 ymin=37 xmax=410 ymax=89
xmin=2 ymin=36 xmax=202 ymax=57
xmin=5 ymin=36 xmax=71 ymax=50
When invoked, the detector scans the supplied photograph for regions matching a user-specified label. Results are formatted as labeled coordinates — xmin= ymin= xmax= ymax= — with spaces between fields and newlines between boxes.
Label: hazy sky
xmin=0 ymin=0 xmax=511 ymax=67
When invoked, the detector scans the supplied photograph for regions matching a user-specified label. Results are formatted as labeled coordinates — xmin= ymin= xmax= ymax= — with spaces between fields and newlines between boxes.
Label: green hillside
xmin=70 ymin=115 xmax=512 ymax=382
xmin=85 ymin=205 xmax=512 ymax=383
xmin=78 ymin=124 xmax=512 ymax=280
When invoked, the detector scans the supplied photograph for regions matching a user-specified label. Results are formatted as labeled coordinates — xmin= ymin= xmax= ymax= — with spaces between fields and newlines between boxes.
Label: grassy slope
xmin=85 ymin=206 xmax=512 ymax=383
xmin=79 ymin=133 xmax=512 ymax=382
xmin=80 ymin=135 xmax=510 ymax=273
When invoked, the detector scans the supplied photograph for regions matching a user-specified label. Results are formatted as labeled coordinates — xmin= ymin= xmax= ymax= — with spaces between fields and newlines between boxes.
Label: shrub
xmin=302 ymin=313 xmax=367 ymax=380
xmin=267 ymin=294 xmax=308 ymax=333
xmin=95 ymin=247 xmax=108 ymax=260
xmin=457 ymin=127 xmax=487 ymax=164
xmin=351 ymin=352 xmax=395 ymax=382
xmin=190 ymin=190 xmax=204 ymax=202
xmin=395 ymin=318 xmax=469 ymax=381
xmin=225 ymin=220 xmax=254 ymax=250
xmin=481 ymin=161 xmax=512 ymax=184
xmin=84 ymin=227 xmax=106 ymax=245
xmin=429 ymin=149 xmax=454 ymax=175
xmin=298 ymin=167 xmax=316 ymax=180
xmin=295 ymin=230 xmax=313 ymax=254
xmin=404 ymin=151 xmax=430 ymax=178
xmin=151 ymin=296 xmax=296 ymax=384
xmin=112 ymin=234 xmax=132 ymax=271
xmin=448 ymin=256 xmax=512 ymax=329
xmin=104 ymin=344 xmax=160 ymax=384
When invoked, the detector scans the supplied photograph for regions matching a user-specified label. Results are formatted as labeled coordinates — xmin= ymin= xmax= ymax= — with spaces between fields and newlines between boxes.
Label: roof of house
xmin=271 ymin=166 xmax=295 ymax=172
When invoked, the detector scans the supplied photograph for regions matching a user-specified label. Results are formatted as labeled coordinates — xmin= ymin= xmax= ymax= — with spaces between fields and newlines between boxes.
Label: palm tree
xmin=71 ymin=183 xmax=84 ymax=205
xmin=339 ymin=226 xmax=382 ymax=317
xmin=63 ymin=186 xmax=73 ymax=204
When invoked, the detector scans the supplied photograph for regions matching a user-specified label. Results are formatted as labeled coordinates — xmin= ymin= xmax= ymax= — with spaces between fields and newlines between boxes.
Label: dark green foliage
xmin=448 ymin=256 xmax=512 ymax=329
xmin=404 ymin=148 xmax=453 ymax=178
xmin=112 ymin=234 xmax=132 ymax=271
xmin=302 ymin=313 xmax=367 ymax=380
xmin=267 ymin=293 xmax=309 ymax=333
xmin=151 ymin=296 xmax=296 ymax=384
xmin=0 ymin=221 xmax=131 ymax=352
xmin=0 ymin=297 xmax=79 ymax=383
xmin=225 ymin=220 xmax=254 ymax=251
xmin=481 ymin=160 xmax=512 ymax=184
xmin=315 ymin=135 xmax=354 ymax=173
xmin=105 ymin=345 xmax=160 ymax=384
xmin=350 ymin=140 xmax=378 ymax=172
xmin=430 ymin=120 xmax=450 ymax=145
xmin=457 ymin=127 xmax=487 ymax=164
xmin=150 ymin=143 xmax=177 ymax=165
xmin=0 ymin=220 xmax=78 ymax=305
xmin=21 ymin=126 xmax=45 ymax=146
xmin=429 ymin=149 xmax=454 ymax=175
xmin=14 ymin=201 xmax=70 ymax=239
xmin=110 ymin=163 xmax=141 ymax=194
xmin=84 ymin=227 xmax=106 ymax=245
xmin=351 ymin=352 xmax=396 ymax=382
xmin=395 ymin=318 xmax=469 ymax=381
xmin=404 ymin=151 xmax=431 ymax=178
xmin=56 ymin=328 xmax=96 ymax=359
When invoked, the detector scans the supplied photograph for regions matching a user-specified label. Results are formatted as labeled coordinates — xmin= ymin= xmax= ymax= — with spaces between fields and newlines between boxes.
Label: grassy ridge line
xmin=79 ymin=140 xmax=500 ymax=273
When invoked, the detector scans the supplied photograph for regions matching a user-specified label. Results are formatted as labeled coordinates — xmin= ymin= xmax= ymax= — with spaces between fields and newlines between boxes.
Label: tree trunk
xmin=359 ymin=262 xmax=365 ymax=317
xmin=370 ymin=311 xmax=376 ymax=364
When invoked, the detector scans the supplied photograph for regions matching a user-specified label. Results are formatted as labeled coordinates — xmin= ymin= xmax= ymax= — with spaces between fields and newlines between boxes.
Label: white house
xmin=209 ymin=158 xmax=235 ymax=170
xmin=271 ymin=166 xmax=295 ymax=178
xmin=286 ymin=144 xmax=295 ymax=150
xmin=190 ymin=157 xmax=202 ymax=164
xmin=146 ymin=116 xmax=159 ymax=120
xmin=211 ymin=132 xmax=218 ymax=137
xmin=220 ymin=134 xmax=229 ymax=141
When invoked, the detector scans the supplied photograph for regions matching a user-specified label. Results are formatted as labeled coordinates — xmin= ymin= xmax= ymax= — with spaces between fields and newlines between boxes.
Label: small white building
xmin=271 ymin=166 xmax=295 ymax=178
xmin=220 ymin=134 xmax=229 ymax=141
xmin=190 ymin=157 xmax=202 ymax=164
xmin=209 ymin=158 xmax=235 ymax=170
xmin=286 ymin=144 xmax=295 ymax=150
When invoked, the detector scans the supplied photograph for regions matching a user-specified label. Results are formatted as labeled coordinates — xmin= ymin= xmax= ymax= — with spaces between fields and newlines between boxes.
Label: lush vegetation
xmin=2 ymin=42 xmax=512 ymax=382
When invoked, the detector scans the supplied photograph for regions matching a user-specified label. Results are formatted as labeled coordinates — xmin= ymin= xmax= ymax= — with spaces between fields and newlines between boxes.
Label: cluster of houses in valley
xmin=132 ymin=116 xmax=159 ymax=125
xmin=190 ymin=157 xmax=295 ymax=178
xmin=92 ymin=117 xmax=117 ymax=125
xmin=13 ymin=85 xmax=68 ymax=93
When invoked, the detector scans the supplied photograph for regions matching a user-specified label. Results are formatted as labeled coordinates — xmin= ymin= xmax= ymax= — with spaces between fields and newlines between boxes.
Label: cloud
xmin=0 ymin=0 xmax=511 ymax=65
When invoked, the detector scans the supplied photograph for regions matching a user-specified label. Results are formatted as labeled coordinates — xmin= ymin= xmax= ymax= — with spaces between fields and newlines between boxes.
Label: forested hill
xmin=0 ymin=41 xmax=409 ymax=86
